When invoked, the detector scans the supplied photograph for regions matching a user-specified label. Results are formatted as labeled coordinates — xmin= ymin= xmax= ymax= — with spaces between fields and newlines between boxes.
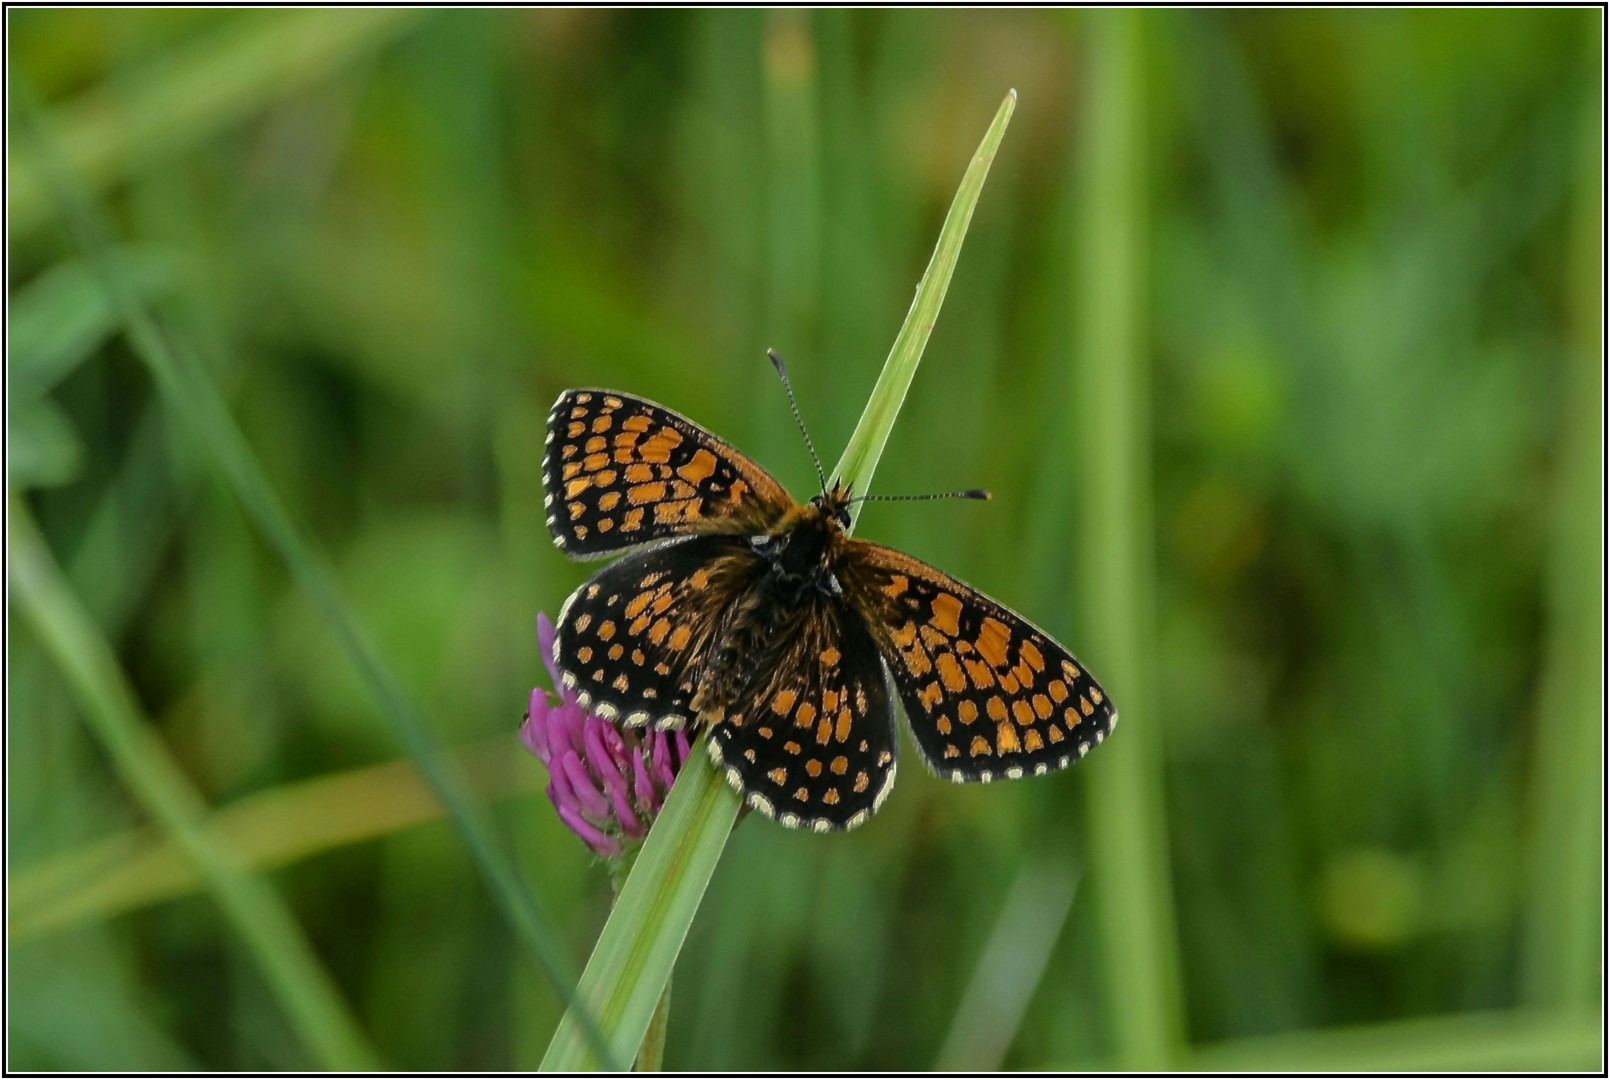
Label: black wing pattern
xmin=841 ymin=540 xmax=1117 ymax=783
xmin=706 ymin=595 xmax=898 ymax=832
xmin=543 ymin=390 xmax=795 ymax=558
xmin=553 ymin=534 xmax=762 ymax=728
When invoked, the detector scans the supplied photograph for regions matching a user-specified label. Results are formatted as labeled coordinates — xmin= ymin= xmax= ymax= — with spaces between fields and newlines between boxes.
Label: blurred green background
xmin=7 ymin=8 xmax=1601 ymax=1071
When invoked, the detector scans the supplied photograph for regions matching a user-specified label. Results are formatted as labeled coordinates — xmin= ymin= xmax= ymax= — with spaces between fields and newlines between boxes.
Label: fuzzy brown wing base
xmin=553 ymin=534 xmax=763 ymax=728
xmin=706 ymin=595 xmax=898 ymax=832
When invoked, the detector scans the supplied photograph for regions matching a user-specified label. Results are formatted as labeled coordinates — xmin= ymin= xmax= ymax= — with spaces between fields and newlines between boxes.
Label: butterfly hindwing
xmin=841 ymin=540 xmax=1117 ymax=783
xmin=707 ymin=593 xmax=899 ymax=831
xmin=543 ymin=390 xmax=794 ymax=557
xmin=553 ymin=534 xmax=764 ymax=728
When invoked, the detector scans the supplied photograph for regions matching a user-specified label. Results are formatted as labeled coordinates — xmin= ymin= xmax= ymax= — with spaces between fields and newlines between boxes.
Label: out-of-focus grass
xmin=9 ymin=735 xmax=539 ymax=941
xmin=8 ymin=499 xmax=380 ymax=1070
xmin=1071 ymin=10 xmax=1186 ymax=1069
xmin=13 ymin=55 xmax=613 ymax=1068
xmin=7 ymin=7 xmax=1600 ymax=1071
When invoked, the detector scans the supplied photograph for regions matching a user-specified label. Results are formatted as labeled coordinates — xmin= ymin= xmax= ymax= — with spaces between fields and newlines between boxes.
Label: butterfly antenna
xmin=850 ymin=489 xmax=992 ymax=503
xmin=768 ymin=349 xmax=827 ymax=496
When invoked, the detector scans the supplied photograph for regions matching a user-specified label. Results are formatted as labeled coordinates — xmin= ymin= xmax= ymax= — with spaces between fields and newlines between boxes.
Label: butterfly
xmin=541 ymin=355 xmax=1116 ymax=832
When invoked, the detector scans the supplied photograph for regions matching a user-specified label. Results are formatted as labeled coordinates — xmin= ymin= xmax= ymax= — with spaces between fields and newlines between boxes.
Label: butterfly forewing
xmin=554 ymin=534 xmax=762 ymax=727
xmin=841 ymin=540 xmax=1117 ymax=783
xmin=707 ymin=596 xmax=898 ymax=831
xmin=543 ymin=390 xmax=794 ymax=557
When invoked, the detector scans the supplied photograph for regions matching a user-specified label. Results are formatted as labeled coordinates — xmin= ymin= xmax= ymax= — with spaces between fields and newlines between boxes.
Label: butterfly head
xmin=809 ymin=479 xmax=855 ymax=532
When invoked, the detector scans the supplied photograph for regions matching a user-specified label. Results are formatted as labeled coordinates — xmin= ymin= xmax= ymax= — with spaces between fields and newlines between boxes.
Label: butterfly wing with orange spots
xmin=840 ymin=540 xmax=1117 ymax=783
xmin=553 ymin=533 xmax=762 ymax=728
xmin=705 ymin=592 xmax=898 ymax=832
xmin=543 ymin=390 xmax=795 ymax=558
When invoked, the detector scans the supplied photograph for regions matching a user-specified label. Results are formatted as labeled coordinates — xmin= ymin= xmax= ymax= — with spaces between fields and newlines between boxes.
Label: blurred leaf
xmin=7 ymin=498 xmax=380 ymax=1071
xmin=9 ymin=250 xmax=175 ymax=402
xmin=7 ymin=398 xmax=85 ymax=489
xmin=9 ymin=735 xmax=541 ymax=942
xmin=9 ymin=9 xmax=424 ymax=235
xmin=935 ymin=857 xmax=1079 ymax=1070
xmin=1190 ymin=1009 xmax=1601 ymax=1072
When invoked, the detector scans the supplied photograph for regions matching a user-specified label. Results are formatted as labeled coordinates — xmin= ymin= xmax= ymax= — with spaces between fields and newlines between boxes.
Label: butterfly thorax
xmin=692 ymin=483 xmax=854 ymax=720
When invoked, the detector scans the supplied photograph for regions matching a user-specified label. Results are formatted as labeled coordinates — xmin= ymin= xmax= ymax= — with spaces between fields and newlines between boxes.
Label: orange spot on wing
xmin=625 ymin=464 xmax=655 ymax=483
xmin=669 ymin=624 xmax=691 ymax=649
xmin=805 ymin=759 xmax=822 ymax=777
xmin=816 ymin=718 xmax=832 ymax=745
xmin=565 ymin=477 xmax=591 ymax=498
xmin=628 ymin=481 xmax=666 ymax=505
xmin=835 ymin=708 xmax=852 ymax=743
xmin=622 ymin=414 xmax=653 ymax=432
xmin=676 ymin=449 xmax=719 ymax=484
xmin=986 ymin=696 xmax=1008 ymax=722
xmin=964 ymin=658 xmax=995 ymax=689
xmin=1049 ymin=680 xmax=1069 ymax=703
xmin=623 ymin=508 xmax=644 ymax=531
xmin=929 ymin=592 xmax=962 ymax=636
xmin=772 ymin=689 xmax=797 ymax=716
xmin=918 ymin=682 xmax=943 ymax=710
xmin=648 ymin=619 xmax=670 ymax=644
xmin=936 ymin=653 xmax=967 ymax=693
xmin=1020 ymin=640 xmax=1044 ymax=671
xmin=637 ymin=428 xmax=682 ymax=463
xmin=970 ymin=735 xmax=992 ymax=757
xmin=819 ymin=647 xmax=841 ymax=666
xmin=958 ymin=701 xmax=978 ymax=725
xmin=854 ymin=771 xmax=870 ymax=793
xmin=830 ymin=756 xmax=848 ymax=775
xmin=1012 ymin=700 xmax=1035 ymax=727
xmin=1032 ymin=694 xmax=1053 ymax=719
xmin=976 ymin=618 xmax=1011 ymax=668
xmin=997 ymin=721 xmax=1021 ymax=754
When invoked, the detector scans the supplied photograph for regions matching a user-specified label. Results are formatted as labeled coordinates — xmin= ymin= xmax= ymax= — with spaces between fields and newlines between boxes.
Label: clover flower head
xmin=520 ymin=612 xmax=689 ymax=858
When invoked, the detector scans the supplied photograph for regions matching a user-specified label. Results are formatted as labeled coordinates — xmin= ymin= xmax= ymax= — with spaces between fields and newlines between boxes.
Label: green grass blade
xmin=11 ymin=79 xmax=617 ymax=1072
xmin=539 ymin=88 xmax=1017 ymax=1073
xmin=9 ymin=735 xmax=541 ymax=942
xmin=1522 ymin=34 xmax=1604 ymax=1011
xmin=9 ymin=10 xmax=422 ymax=236
xmin=10 ymin=251 xmax=175 ymax=402
xmin=1189 ymin=1009 xmax=1601 ymax=1073
xmin=7 ymin=497 xmax=381 ymax=1072
xmin=834 ymin=89 xmax=1016 ymax=524
xmin=540 ymin=737 xmax=739 ymax=1071
xmin=1070 ymin=11 xmax=1187 ymax=1069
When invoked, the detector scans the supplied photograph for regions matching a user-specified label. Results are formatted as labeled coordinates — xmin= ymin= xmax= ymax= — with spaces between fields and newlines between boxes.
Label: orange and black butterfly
xmin=542 ymin=354 xmax=1116 ymax=832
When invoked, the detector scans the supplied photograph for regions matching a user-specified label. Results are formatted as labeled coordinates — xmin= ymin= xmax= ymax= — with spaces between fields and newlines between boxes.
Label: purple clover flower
xmin=521 ymin=612 xmax=690 ymax=858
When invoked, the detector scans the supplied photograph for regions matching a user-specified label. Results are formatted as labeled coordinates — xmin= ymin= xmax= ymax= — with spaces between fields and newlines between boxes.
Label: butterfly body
xmin=543 ymin=388 xmax=1116 ymax=831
